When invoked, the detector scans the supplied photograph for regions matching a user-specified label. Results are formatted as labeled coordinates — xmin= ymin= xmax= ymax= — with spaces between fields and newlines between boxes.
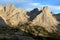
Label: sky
xmin=0 ymin=0 xmax=60 ymax=14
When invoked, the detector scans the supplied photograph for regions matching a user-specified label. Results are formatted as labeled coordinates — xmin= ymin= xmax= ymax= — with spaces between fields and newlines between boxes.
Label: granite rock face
xmin=27 ymin=8 xmax=40 ymax=21
xmin=30 ymin=6 xmax=59 ymax=27
xmin=0 ymin=4 xmax=29 ymax=27
xmin=27 ymin=6 xmax=60 ymax=38
xmin=0 ymin=5 xmax=60 ymax=40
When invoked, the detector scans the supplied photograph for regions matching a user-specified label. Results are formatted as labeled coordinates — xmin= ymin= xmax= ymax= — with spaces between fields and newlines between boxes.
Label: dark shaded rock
xmin=54 ymin=13 xmax=60 ymax=21
xmin=27 ymin=8 xmax=41 ymax=21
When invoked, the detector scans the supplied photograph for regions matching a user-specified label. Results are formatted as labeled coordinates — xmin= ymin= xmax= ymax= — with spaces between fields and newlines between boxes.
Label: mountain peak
xmin=0 ymin=5 xmax=4 ymax=13
xmin=30 ymin=6 xmax=59 ymax=33
xmin=43 ymin=6 xmax=50 ymax=14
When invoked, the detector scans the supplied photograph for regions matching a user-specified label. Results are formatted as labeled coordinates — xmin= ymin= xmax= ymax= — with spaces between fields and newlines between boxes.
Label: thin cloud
xmin=29 ymin=3 xmax=60 ymax=10
xmin=49 ymin=6 xmax=60 ymax=10
xmin=41 ymin=5 xmax=60 ymax=10
xmin=29 ymin=3 xmax=40 ymax=6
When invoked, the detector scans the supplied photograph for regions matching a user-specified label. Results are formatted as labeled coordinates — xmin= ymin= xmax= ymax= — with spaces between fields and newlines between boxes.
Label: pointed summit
xmin=5 ymin=4 xmax=15 ymax=12
xmin=43 ymin=6 xmax=50 ymax=14
xmin=0 ymin=5 xmax=4 ymax=13
xmin=0 ymin=4 xmax=29 ymax=27
xmin=30 ymin=6 xmax=59 ymax=33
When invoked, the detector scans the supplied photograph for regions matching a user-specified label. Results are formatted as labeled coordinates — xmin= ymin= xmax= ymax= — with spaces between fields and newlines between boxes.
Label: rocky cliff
xmin=28 ymin=6 xmax=60 ymax=39
xmin=0 ymin=4 xmax=60 ymax=40
xmin=30 ymin=6 xmax=59 ymax=32
xmin=0 ymin=4 xmax=29 ymax=27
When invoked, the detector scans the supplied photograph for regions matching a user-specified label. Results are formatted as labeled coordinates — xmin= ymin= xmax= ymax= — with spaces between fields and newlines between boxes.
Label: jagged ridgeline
xmin=30 ymin=6 xmax=59 ymax=33
xmin=29 ymin=6 xmax=60 ymax=38
xmin=0 ymin=4 xmax=29 ymax=27
xmin=0 ymin=4 xmax=60 ymax=39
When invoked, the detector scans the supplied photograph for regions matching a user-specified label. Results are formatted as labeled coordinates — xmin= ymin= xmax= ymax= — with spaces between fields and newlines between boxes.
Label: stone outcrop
xmin=0 ymin=5 xmax=60 ymax=40
xmin=0 ymin=4 xmax=29 ymax=27
xmin=29 ymin=6 xmax=60 ymax=37
xmin=8 ymin=8 xmax=29 ymax=27
xmin=27 ymin=8 xmax=40 ymax=21
xmin=30 ymin=6 xmax=59 ymax=27
xmin=0 ymin=17 xmax=8 ymax=27
xmin=54 ymin=13 xmax=60 ymax=21
xmin=0 ymin=5 xmax=4 ymax=13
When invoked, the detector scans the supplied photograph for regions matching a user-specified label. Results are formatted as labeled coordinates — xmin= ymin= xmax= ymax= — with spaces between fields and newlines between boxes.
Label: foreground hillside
xmin=0 ymin=4 xmax=60 ymax=40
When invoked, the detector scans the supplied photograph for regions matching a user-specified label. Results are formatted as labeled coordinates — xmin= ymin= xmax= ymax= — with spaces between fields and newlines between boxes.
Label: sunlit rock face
xmin=8 ymin=8 xmax=29 ymax=27
xmin=29 ymin=6 xmax=59 ymax=37
xmin=0 ymin=4 xmax=29 ymax=27
xmin=31 ymin=6 xmax=58 ymax=27
xmin=0 ymin=5 xmax=4 ymax=13
xmin=0 ymin=5 xmax=60 ymax=39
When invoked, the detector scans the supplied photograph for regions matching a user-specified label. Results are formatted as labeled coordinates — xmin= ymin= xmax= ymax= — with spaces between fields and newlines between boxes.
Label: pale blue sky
xmin=0 ymin=0 xmax=60 ymax=14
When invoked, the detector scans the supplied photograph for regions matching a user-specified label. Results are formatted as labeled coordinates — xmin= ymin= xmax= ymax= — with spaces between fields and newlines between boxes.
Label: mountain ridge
xmin=0 ymin=4 xmax=60 ymax=39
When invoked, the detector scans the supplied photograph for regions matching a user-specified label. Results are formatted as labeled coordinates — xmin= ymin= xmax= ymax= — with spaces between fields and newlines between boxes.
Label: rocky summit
xmin=30 ymin=6 xmax=59 ymax=33
xmin=0 ymin=4 xmax=60 ymax=40
xmin=0 ymin=4 xmax=29 ymax=27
